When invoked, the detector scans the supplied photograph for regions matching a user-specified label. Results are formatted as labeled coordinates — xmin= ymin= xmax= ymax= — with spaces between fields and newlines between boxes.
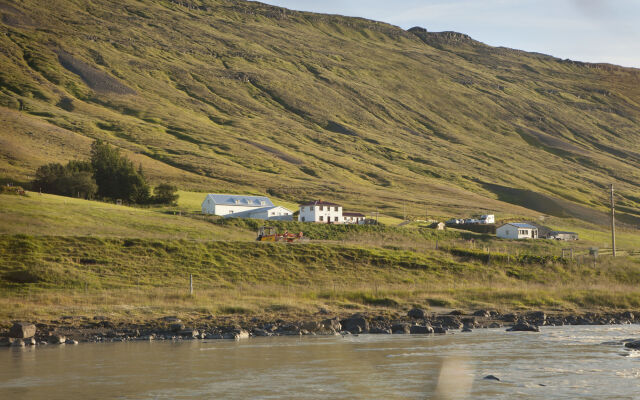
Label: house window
xmin=302 ymin=217 xmax=306 ymax=222
xmin=319 ymin=216 xmax=324 ymax=221
xmin=309 ymin=206 xmax=312 ymax=212
xmin=334 ymin=216 xmax=339 ymax=222
xmin=334 ymin=206 xmax=338 ymax=211
xmin=320 ymin=205 xmax=324 ymax=211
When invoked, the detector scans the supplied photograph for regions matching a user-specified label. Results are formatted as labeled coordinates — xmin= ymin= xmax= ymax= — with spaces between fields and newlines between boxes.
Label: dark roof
xmin=343 ymin=212 xmax=365 ymax=217
xmin=300 ymin=200 xmax=341 ymax=207
xmin=549 ymin=231 xmax=578 ymax=235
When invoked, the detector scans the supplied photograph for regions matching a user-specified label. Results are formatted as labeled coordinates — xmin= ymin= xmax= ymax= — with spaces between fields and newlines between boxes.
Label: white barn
xmin=299 ymin=200 xmax=343 ymax=223
xmin=496 ymin=223 xmax=539 ymax=240
xmin=202 ymin=194 xmax=274 ymax=216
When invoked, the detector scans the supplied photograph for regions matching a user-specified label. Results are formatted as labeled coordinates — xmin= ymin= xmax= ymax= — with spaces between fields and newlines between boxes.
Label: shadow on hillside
xmin=481 ymin=182 xmax=640 ymax=228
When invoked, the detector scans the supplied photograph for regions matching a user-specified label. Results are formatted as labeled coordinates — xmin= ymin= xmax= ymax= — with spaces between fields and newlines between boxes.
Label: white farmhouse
xmin=496 ymin=223 xmax=539 ymax=240
xmin=298 ymin=200 xmax=343 ymax=223
xmin=202 ymin=194 xmax=274 ymax=217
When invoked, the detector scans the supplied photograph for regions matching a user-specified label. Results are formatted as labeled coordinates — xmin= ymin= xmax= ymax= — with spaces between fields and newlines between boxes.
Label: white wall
xmin=299 ymin=205 xmax=343 ymax=223
xmin=497 ymin=225 xmax=537 ymax=239
xmin=496 ymin=225 xmax=519 ymax=239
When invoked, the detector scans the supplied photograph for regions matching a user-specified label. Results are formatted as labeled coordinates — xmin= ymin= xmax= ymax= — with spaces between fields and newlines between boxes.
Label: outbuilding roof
xmin=343 ymin=212 xmax=365 ymax=217
xmin=503 ymin=223 xmax=538 ymax=229
xmin=204 ymin=194 xmax=274 ymax=207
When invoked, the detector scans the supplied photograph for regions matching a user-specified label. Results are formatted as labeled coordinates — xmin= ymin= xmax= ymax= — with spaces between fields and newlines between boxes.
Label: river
xmin=1 ymin=325 xmax=639 ymax=399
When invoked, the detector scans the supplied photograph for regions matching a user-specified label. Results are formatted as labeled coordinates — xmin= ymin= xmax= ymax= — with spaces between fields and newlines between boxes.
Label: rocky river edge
xmin=2 ymin=309 xmax=640 ymax=349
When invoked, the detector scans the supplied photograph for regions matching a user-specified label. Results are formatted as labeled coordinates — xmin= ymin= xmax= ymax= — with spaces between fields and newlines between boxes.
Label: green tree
xmin=152 ymin=183 xmax=179 ymax=205
xmin=90 ymin=140 xmax=150 ymax=203
xmin=32 ymin=161 xmax=97 ymax=198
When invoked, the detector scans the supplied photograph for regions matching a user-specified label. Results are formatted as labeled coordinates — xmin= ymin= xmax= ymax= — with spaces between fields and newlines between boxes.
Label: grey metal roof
xmin=506 ymin=223 xmax=538 ymax=229
xmin=206 ymin=194 xmax=274 ymax=207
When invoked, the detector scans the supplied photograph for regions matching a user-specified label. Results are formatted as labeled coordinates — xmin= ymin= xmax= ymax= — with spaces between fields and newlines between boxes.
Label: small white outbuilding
xmin=224 ymin=205 xmax=293 ymax=221
xmin=496 ymin=223 xmax=539 ymax=240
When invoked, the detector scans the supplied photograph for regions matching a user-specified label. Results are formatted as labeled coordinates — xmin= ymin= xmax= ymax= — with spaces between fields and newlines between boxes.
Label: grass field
xmin=1 ymin=234 xmax=640 ymax=325
xmin=1 ymin=190 xmax=640 ymax=325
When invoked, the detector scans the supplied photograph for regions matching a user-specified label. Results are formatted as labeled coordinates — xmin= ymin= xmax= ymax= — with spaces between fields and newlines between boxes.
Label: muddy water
xmin=1 ymin=325 xmax=640 ymax=399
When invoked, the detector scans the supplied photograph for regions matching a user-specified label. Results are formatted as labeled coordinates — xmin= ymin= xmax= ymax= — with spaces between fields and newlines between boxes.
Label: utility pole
xmin=610 ymin=184 xmax=616 ymax=257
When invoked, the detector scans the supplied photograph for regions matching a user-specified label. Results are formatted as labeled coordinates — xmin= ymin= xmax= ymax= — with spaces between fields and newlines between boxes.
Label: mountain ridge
xmin=0 ymin=0 xmax=639 ymax=225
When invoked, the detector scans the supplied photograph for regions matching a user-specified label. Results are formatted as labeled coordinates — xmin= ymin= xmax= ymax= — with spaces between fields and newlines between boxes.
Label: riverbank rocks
xmin=178 ymin=329 xmax=199 ymax=338
xmin=407 ymin=308 xmax=426 ymax=319
xmin=433 ymin=327 xmax=447 ymax=334
xmin=341 ymin=316 xmax=369 ymax=334
xmin=252 ymin=328 xmax=273 ymax=337
xmin=438 ymin=316 xmax=463 ymax=330
xmin=48 ymin=334 xmax=66 ymax=344
xmin=473 ymin=310 xmax=491 ymax=318
xmin=369 ymin=327 xmax=392 ymax=334
xmin=507 ymin=322 xmax=540 ymax=332
xmin=624 ymin=340 xmax=640 ymax=349
xmin=9 ymin=322 xmax=36 ymax=339
xmin=321 ymin=318 xmax=342 ymax=332
xmin=391 ymin=323 xmax=410 ymax=334
xmin=410 ymin=325 xmax=434 ymax=334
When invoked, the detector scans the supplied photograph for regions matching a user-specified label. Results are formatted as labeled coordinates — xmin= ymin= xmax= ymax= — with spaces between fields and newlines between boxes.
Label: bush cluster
xmin=32 ymin=140 xmax=178 ymax=205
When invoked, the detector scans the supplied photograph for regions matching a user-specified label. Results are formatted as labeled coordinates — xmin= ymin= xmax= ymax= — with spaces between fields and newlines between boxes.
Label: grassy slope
xmin=0 ymin=0 xmax=638 ymax=224
xmin=1 ymin=193 xmax=640 ymax=324
xmin=1 ymin=234 xmax=640 ymax=323
xmin=0 ymin=192 xmax=254 ymax=240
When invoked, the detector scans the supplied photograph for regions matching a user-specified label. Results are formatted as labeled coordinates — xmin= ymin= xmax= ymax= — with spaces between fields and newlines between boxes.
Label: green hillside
xmin=1 ymin=0 xmax=639 ymax=224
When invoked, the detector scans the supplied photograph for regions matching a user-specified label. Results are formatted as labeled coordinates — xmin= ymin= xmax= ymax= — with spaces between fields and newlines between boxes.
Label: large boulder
xmin=624 ymin=340 xmax=640 ymax=349
xmin=438 ymin=316 xmax=463 ymax=329
xmin=506 ymin=322 xmax=540 ymax=332
xmin=407 ymin=308 xmax=426 ymax=319
xmin=473 ymin=310 xmax=491 ymax=317
xmin=391 ymin=323 xmax=411 ymax=334
xmin=321 ymin=318 xmax=342 ymax=332
xmin=410 ymin=325 xmax=434 ymax=334
xmin=341 ymin=316 xmax=369 ymax=334
xmin=301 ymin=321 xmax=322 ymax=332
xmin=48 ymin=334 xmax=66 ymax=344
xmin=9 ymin=322 xmax=36 ymax=338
